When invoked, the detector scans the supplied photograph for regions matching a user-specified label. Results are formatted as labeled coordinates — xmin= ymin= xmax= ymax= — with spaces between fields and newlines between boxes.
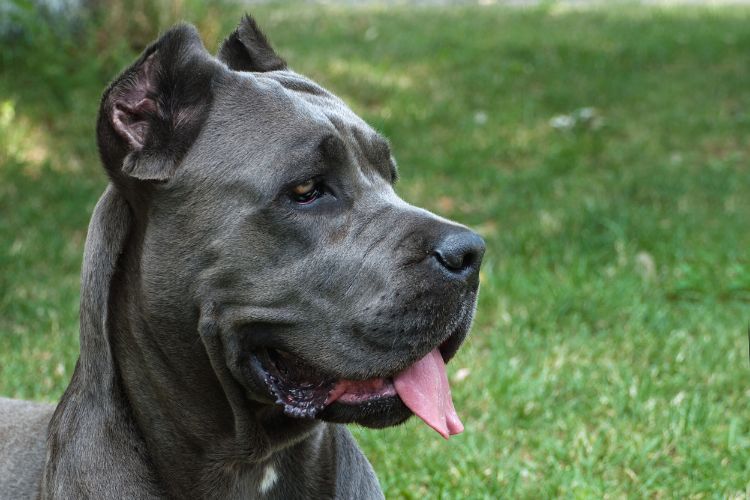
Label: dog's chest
xmin=223 ymin=463 xmax=280 ymax=498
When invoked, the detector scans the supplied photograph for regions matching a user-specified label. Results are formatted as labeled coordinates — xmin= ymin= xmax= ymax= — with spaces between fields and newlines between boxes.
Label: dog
xmin=0 ymin=15 xmax=485 ymax=499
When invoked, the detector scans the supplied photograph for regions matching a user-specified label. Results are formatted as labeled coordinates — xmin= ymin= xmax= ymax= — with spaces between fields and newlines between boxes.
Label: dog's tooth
xmin=285 ymin=405 xmax=300 ymax=418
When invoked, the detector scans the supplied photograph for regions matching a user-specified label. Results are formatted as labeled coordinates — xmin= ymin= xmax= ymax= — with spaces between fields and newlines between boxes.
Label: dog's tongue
xmin=393 ymin=348 xmax=463 ymax=439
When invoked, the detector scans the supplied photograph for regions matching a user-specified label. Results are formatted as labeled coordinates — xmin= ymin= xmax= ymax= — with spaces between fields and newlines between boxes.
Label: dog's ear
xmin=217 ymin=14 xmax=286 ymax=72
xmin=97 ymin=24 xmax=215 ymax=182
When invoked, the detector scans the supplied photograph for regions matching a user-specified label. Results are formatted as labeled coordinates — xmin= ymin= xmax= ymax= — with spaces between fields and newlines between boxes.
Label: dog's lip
xmin=248 ymin=329 xmax=461 ymax=419
xmin=251 ymin=347 xmax=401 ymax=412
xmin=438 ymin=329 xmax=463 ymax=364
xmin=249 ymin=348 xmax=335 ymax=418
xmin=325 ymin=377 xmax=398 ymax=405
xmin=323 ymin=330 xmax=458 ymax=407
xmin=257 ymin=331 xmax=458 ymax=384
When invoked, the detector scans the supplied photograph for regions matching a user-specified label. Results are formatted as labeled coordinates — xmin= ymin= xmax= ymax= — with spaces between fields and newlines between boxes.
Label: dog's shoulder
xmin=0 ymin=397 xmax=55 ymax=498
xmin=330 ymin=425 xmax=384 ymax=500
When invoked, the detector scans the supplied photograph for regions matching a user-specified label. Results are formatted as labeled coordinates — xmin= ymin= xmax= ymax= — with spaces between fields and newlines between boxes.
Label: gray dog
xmin=0 ymin=15 xmax=484 ymax=499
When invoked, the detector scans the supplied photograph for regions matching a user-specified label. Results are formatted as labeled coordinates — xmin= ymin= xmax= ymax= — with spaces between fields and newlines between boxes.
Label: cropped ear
xmin=217 ymin=14 xmax=286 ymax=72
xmin=97 ymin=24 xmax=216 ymax=182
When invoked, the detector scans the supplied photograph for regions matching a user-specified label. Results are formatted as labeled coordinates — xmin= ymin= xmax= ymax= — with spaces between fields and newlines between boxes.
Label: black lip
xmin=243 ymin=318 xmax=470 ymax=426
xmin=438 ymin=324 xmax=468 ymax=364
xmin=251 ymin=348 xmax=336 ymax=418
xmin=318 ymin=395 xmax=412 ymax=429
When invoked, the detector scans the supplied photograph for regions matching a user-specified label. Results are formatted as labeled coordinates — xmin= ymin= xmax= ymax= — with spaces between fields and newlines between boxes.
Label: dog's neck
xmin=105 ymin=220 xmax=333 ymax=498
xmin=44 ymin=189 xmax=378 ymax=498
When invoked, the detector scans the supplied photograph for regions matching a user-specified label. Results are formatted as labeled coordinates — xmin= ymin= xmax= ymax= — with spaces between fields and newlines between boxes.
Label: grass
xmin=1 ymin=2 xmax=749 ymax=497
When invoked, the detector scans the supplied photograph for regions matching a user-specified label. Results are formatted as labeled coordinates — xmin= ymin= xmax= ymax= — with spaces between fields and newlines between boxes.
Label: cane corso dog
xmin=0 ymin=15 xmax=485 ymax=499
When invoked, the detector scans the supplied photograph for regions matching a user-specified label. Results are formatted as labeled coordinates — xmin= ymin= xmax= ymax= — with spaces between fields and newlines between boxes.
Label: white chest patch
xmin=259 ymin=465 xmax=279 ymax=495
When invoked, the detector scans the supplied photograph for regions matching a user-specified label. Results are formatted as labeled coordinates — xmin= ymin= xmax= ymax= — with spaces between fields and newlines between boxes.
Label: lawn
xmin=1 ymin=2 xmax=749 ymax=497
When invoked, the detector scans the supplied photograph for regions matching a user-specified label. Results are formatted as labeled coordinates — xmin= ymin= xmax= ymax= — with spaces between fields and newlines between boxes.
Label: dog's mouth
xmin=254 ymin=348 xmax=396 ymax=416
xmin=250 ymin=335 xmax=464 ymax=439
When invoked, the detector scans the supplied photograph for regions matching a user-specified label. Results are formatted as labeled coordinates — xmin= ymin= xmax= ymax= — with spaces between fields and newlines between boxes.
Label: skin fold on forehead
xmin=186 ymin=68 xmax=396 ymax=191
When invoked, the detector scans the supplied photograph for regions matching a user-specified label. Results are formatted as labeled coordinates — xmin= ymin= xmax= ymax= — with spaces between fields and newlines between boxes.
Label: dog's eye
xmin=291 ymin=179 xmax=324 ymax=204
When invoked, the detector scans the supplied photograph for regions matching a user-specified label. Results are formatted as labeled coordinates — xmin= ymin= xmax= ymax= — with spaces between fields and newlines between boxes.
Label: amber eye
xmin=290 ymin=179 xmax=323 ymax=204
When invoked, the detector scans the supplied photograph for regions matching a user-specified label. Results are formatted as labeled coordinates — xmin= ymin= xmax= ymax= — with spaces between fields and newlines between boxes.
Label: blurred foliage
xmin=85 ymin=0 xmax=227 ymax=53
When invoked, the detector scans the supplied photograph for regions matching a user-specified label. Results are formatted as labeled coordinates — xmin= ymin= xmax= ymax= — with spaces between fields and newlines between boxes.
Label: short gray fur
xmin=0 ymin=15 xmax=483 ymax=499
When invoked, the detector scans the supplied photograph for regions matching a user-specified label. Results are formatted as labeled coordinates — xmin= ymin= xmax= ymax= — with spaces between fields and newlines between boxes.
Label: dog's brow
xmin=320 ymin=133 xmax=347 ymax=165
xmin=372 ymin=137 xmax=391 ymax=161
xmin=369 ymin=135 xmax=398 ymax=183
xmin=388 ymin=157 xmax=399 ymax=183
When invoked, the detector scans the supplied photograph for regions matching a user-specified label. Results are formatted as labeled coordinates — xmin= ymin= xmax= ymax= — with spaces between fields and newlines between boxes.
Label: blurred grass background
xmin=1 ymin=0 xmax=749 ymax=497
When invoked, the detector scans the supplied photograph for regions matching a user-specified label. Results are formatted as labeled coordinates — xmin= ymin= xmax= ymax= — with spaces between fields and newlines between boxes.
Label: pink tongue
xmin=393 ymin=348 xmax=464 ymax=439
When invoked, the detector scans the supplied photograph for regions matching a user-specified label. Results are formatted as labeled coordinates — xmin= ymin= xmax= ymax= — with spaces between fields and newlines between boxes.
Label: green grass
xmin=2 ymin=3 xmax=749 ymax=497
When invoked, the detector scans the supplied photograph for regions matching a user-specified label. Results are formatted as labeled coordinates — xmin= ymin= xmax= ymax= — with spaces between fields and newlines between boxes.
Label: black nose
xmin=432 ymin=229 xmax=485 ymax=279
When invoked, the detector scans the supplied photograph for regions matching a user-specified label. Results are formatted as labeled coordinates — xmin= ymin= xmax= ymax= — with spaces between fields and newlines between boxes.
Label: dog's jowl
xmin=0 ymin=15 xmax=484 ymax=499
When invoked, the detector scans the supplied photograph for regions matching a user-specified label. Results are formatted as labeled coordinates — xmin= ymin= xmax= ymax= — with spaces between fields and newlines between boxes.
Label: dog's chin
xmin=318 ymin=396 xmax=412 ymax=429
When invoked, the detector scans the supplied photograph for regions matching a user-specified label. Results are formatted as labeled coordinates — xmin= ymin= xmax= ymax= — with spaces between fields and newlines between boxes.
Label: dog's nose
xmin=432 ymin=229 xmax=485 ymax=280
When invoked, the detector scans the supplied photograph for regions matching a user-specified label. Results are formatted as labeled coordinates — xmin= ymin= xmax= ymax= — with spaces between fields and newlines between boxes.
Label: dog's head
xmin=96 ymin=17 xmax=484 ymax=439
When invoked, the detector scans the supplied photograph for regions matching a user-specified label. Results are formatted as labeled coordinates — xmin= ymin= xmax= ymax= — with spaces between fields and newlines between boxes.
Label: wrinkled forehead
xmin=206 ymin=69 xmax=397 ymax=183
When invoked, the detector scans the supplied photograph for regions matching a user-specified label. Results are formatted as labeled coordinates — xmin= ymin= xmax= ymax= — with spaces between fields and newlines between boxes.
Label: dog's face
xmin=98 ymin=18 xmax=484 ymax=437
